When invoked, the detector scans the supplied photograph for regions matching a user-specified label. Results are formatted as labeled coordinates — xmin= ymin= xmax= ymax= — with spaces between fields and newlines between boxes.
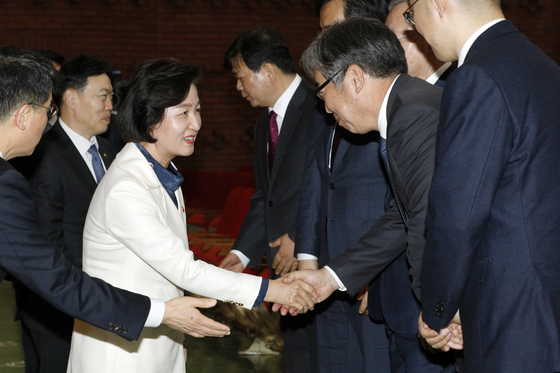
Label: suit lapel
xmin=385 ymin=75 xmax=410 ymax=224
xmin=50 ymin=122 xmax=98 ymax=193
xmin=269 ymin=81 xmax=306 ymax=186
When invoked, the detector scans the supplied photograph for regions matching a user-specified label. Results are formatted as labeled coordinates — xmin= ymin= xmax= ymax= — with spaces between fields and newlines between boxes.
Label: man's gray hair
xmin=301 ymin=17 xmax=407 ymax=88
xmin=387 ymin=0 xmax=408 ymax=12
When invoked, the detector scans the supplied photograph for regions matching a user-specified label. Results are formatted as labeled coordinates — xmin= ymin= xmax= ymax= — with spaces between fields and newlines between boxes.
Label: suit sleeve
xmin=231 ymin=188 xmax=268 ymax=267
xmin=421 ymin=66 xmax=512 ymax=329
xmin=389 ymin=103 xmax=439 ymax=300
xmin=294 ymin=120 xmax=322 ymax=257
xmin=0 ymin=167 xmax=150 ymax=341
xmin=328 ymin=192 xmax=408 ymax=296
xmin=104 ymin=179 xmax=262 ymax=309
xmin=231 ymin=116 xmax=269 ymax=268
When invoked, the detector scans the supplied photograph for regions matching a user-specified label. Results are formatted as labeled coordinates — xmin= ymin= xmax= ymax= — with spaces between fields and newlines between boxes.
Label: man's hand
xmin=271 ymin=268 xmax=338 ymax=315
xmin=418 ymin=311 xmax=463 ymax=351
xmin=219 ymin=252 xmax=244 ymax=273
xmin=270 ymin=233 xmax=298 ymax=276
xmin=357 ymin=285 xmax=368 ymax=316
xmin=298 ymin=259 xmax=318 ymax=271
xmin=265 ymin=276 xmax=319 ymax=315
xmin=162 ymin=297 xmax=231 ymax=338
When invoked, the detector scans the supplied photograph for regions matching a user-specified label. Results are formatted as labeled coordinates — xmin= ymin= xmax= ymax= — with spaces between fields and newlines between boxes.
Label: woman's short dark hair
xmin=118 ymin=59 xmax=200 ymax=143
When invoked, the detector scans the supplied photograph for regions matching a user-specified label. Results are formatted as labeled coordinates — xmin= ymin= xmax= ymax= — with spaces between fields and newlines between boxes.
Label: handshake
xmin=265 ymin=267 xmax=340 ymax=316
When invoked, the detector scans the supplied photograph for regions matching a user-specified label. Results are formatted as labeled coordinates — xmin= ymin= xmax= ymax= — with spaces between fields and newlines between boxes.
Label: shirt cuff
xmin=229 ymin=250 xmax=250 ymax=268
xmin=297 ymin=254 xmax=318 ymax=261
xmin=324 ymin=266 xmax=347 ymax=292
xmin=252 ymin=278 xmax=269 ymax=308
xmin=144 ymin=298 xmax=165 ymax=327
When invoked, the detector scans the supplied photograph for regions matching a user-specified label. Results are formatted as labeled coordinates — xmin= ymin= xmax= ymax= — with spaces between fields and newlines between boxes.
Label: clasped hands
xmin=418 ymin=310 xmax=463 ymax=351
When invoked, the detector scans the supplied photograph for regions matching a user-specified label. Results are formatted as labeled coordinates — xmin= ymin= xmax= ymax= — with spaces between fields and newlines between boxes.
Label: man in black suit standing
xmin=284 ymin=18 xmax=455 ymax=372
xmin=220 ymin=27 xmax=328 ymax=372
xmin=0 ymin=49 xmax=231 ymax=371
xmin=410 ymin=0 xmax=560 ymax=372
xmin=13 ymin=55 xmax=116 ymax=373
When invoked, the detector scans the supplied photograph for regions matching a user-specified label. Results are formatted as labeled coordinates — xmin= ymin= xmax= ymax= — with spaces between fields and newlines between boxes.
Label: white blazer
xmin=67 ymin=143 xmax=262 ymax=373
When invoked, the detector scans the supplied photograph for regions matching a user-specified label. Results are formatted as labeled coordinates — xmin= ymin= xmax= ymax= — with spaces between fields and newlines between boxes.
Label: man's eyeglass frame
xmin=403 ymin=0 xmax=420 ymax=26
xmin=315 ymin=67 xmax=346 ymax=100
xmin=29 ymin=103 xmax=58 ymax=118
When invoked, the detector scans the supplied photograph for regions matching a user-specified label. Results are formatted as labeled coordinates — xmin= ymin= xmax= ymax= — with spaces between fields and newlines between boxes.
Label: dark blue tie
xmin=88 ymin=144 xmax=105 ymax=184
xmin=379 ymin=137 xmax=406 ymax=223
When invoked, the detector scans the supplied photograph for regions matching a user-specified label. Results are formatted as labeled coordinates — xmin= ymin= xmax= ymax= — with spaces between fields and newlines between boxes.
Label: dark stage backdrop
xmin=1 ymin=0 xmax=557 ymax=171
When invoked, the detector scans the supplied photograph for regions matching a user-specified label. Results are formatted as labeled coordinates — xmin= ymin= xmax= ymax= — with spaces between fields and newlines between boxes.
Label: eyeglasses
xmin=397 ymin=32 xmax=420 ymax=40
xmin=29 ymin=103 xmax=58 ymax=118
xmin=315 ymin=67 xmax=346 ymax=100
xmin=403 ymin=0 xmax=420 ymax=26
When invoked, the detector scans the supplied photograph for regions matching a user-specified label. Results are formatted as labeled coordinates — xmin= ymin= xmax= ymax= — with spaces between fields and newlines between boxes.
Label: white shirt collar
xmin=426 ymin=62 xmax=453 ymax=85
xmin=377 ymin=75 xmax=401 ymax=140
xmin=458 ymin=19 xmax=506 ymax=67
xmin=0 ymin=150 xmax=3 ymax=159
xmin=269 ymin=74 xmax=302 ymax=132
xmin=59 ymin=118 xmax=99 ymax=156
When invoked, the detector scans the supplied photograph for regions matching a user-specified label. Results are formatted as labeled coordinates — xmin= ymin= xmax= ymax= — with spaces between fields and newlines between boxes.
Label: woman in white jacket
xmin=67 ymin=59 xmax=316 ymax=373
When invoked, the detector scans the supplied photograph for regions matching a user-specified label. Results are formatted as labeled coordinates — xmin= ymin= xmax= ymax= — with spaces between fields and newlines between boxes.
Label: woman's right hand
xmin=264 ymin=277 xmax=318 ymax=314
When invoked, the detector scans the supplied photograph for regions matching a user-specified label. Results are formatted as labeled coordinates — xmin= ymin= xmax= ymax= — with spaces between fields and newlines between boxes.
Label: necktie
xmin=87 ymin=144 xmax=105 ymax=184
xmin=268 ymin=111 xmax=279 ymax=174
xmin=379 ymin=137 xmax=406 ymax=222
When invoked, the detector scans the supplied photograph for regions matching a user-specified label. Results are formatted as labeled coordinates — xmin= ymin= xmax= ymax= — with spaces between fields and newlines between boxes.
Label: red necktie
xmin=268 ymin=110 xmax=278 ymax=174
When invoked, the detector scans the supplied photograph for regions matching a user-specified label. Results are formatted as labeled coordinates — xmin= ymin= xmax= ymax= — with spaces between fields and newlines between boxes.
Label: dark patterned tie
xmin=379 ymin=137 xmax=406 ymax=222
xmin=87 ymin=144 xmax=105 ymax=184
xmin=268 ymin=111 xmax=278 ymax=175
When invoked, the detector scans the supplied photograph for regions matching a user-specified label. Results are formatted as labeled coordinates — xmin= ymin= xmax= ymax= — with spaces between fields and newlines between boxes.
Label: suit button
xmin=268 ymin=201 xmax=273 ymax=207
xmin=330 ymin=183 xmax=335 ymax=190
xmin=435 ymin=301 xmax=444 ymax=317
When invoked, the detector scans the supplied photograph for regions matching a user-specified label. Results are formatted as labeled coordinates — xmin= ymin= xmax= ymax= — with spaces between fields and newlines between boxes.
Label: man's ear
xmin=433 ymin=0 xmax=446 ymax=19
xmin=64 ymin=89 xmax=78 ymax=110
xmin=262 ymin=63 xmax=276 ymax=83
xmin=346 ymin=64 xmax=366 ymax=94
xmin=14 ymin=105 xmax=32 ymax=131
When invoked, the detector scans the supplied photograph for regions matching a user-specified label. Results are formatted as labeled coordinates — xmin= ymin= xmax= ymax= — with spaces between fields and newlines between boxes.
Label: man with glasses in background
xmin=406 ymin=0 xmax=560 ymax=372
xmin=14 ymin=55 xmax=124 ymax=373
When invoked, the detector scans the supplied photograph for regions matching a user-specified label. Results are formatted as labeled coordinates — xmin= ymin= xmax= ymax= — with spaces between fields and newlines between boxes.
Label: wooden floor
xmin=0 ymin=281 xmax=283 ymax=373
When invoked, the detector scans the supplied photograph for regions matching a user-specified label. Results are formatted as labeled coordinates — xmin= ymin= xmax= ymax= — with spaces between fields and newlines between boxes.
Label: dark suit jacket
xmin=295 ymin=119 xmax=388 ymax=267
xmin=328 ymin=74 xmax=442 ymax=334
xmin=12 ymin=121 xmax=115 ymax=336
xmin=0 ymin=158 xmax=149 ymax=341
xmin=233 ymin=79 xmax=328 ymax=275
xmin=422 ymin=21 xmax=560 ymax=372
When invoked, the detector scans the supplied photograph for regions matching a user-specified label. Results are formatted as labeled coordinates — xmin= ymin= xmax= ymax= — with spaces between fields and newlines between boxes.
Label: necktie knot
xmin=87 ymin=144 xmax=105 ymax=184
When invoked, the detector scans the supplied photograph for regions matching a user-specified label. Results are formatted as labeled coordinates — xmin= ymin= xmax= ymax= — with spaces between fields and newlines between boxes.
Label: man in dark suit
xmin=285 ymin=18 xmax=455 ymax=372
xmin=295 ymin=1 xmax=390 ymax=372
xmin=0 ymin=49 xmax=231 ymax=368
xmin=13 ymin=55 xmax=116 ymax=373
xmin=220 ymin=27 xmax=328 ymax=372
xmin=411 ymin=0 xmax=560 ymax=371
